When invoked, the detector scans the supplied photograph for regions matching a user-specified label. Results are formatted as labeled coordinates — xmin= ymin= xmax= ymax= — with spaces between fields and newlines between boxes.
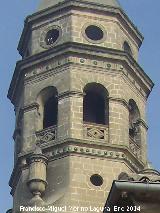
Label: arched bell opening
xmin=128 ymin=99 xmax=141 ymax=146
xmin=83 ymin=83 xmax=109 ymax=125
xmin=37 ymin=86 xmax=58 ymax=131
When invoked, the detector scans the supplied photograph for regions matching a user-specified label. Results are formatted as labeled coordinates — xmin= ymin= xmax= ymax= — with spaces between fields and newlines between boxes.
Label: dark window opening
xmin=83 ymin=91 xmax=106 ymax=125
xmin=123 ymin=41 xmax=132 ymax=55
xmin=45 ymin=29 xmax=59 ymax=45
xmin=83 ymin=83 xmax=109 ymax=125
xmin=129 ymin=99 xmax=141 ymax=144
xmin=43 ymin=96 xmax=58 ymax=129
xmin=90 ymin=174 xmax=103 ymax=186
xmin=85 ymin=25 xmax=104 ymax=41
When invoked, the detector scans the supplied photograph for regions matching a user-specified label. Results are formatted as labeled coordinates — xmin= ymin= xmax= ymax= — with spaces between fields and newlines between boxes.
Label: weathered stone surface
xmin=7 ymin=0 xmax=154 ymax=213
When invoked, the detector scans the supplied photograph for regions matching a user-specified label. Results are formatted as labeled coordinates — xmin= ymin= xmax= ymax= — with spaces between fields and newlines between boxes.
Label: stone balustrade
xmin=36 ymin=125 xmax=57 ymax=144
xmin=83 ymin=122 xmax=109 ymax=141
xmin=129 ymin=137 xmax=141 ymax=158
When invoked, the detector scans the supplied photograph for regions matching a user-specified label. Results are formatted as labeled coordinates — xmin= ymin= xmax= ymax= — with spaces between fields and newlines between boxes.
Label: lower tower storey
xmin=10 ymin=141 xmax=144 ymax=213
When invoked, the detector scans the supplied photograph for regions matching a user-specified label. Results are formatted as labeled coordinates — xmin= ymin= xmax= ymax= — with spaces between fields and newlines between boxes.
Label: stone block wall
xmin=70 ymin=10 xmax=139 ymax=60
xmin=9 ymin=2 xmax=152 ymax=213
xmin=17 ymin=58 xmax=148 ymax=162
xmin=12 ymin=155 xmax=133 ymax=213
xmin=67 ymin=155 xmax=133 ymax=211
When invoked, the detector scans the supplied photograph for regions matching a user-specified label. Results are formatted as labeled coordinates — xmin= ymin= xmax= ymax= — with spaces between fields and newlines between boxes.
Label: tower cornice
xmin=8 ymin=42 xmax=154 ymax=105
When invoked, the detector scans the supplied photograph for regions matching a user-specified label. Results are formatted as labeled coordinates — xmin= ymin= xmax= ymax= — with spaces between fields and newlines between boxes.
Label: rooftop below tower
xmin=38 ymin=0 xmax=121 ymax=11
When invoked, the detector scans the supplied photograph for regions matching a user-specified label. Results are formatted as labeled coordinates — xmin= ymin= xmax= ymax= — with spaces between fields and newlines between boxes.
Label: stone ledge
xmin=9 ymin=138 xmax=145 ymax=196
xmin=8 ymin=42 xmax=154 ymax=105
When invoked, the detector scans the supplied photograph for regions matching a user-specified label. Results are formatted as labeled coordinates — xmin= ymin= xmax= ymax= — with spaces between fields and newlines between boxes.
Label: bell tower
xmin=8 ymin=0 xmax=154 ymax=212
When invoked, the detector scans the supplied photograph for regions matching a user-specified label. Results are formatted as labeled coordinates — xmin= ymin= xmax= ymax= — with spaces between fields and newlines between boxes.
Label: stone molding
xmin=8 ymin=43 xmax=153 ymax=105
xmin=58 ymin=90 xmax=84 ymax=100
xmin=45 ymin=144 xmax=143 ymax=171
xmin=27 ymin=154 xmax=48 ymax=166
xmin=109 ymin=97 xmax=128 ymax=109
xmin=137 ymin=118 xmax=148 ymax=130
xmin=23 ymin=102 xmax=39 ymax=113
xmin=9 ymin=138 xmax=145 ymax=196
xmin=23 ymin=138 xmax=145 ymax=167
xmin=26 ymin=147 xmax=48 ymax=166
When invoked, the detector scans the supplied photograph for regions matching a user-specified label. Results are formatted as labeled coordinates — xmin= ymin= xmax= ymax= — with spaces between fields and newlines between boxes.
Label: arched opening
xmin=128 ymin=99 xmax=141 ymax=144
xmin=43 ymin=95 xmax=58 ymax=128
xmin=123 ymin=41 xmax=132 ymax=55
xmin=83 ymin=83 xmax=109 ymax=125
xmin=37 ymin=86 xmax=58 ymax=130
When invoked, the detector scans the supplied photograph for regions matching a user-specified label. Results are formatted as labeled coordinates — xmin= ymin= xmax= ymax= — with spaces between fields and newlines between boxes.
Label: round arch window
xmin=90 ymin=174 xmax=103 ymax=186
xmin=45 ymin=29 xmax=60 ymax=45
xmin=85 ymin=25 xmax=104 ymax=41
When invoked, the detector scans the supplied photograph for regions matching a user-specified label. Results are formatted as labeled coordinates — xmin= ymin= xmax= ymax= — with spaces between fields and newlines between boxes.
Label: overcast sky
xmin=1 ymin=1 xmax=160 ymax=212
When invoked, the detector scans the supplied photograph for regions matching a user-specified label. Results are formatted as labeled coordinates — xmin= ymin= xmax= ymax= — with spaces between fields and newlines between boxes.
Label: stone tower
xmin=8 ymin=0 xmax=154 ymax=212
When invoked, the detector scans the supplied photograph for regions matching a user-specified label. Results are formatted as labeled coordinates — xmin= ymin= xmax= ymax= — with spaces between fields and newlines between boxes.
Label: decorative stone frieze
xmin=36 ymin=126 xmax=57 ymax=144
xmin=42 ymin=143 xmax=142 ymax=172
xmin=129 ymin=137 xmax=141 ymax=159
xmin=23 ymin=54 xmax=148 ymax=99
xmin=83 ymin=122 xmax=109 ymax=141
xmin=24 ymin=56 xmax=124 ymax=80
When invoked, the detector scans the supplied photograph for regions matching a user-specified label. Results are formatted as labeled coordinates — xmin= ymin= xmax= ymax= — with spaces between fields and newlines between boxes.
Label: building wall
xmin=13 ymin=155 xmax=133 ymax=213
xmin=9 ymin=3 xmax=152 ymax=213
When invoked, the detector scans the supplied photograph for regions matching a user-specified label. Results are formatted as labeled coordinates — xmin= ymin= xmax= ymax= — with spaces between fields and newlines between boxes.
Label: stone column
xmin=27 ymin=146 xmax=48 ymax=206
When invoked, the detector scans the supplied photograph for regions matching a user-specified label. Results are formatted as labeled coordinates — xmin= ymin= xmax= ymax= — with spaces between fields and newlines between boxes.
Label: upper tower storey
xmin=18 ymin=0 xmax=143 ymax=61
